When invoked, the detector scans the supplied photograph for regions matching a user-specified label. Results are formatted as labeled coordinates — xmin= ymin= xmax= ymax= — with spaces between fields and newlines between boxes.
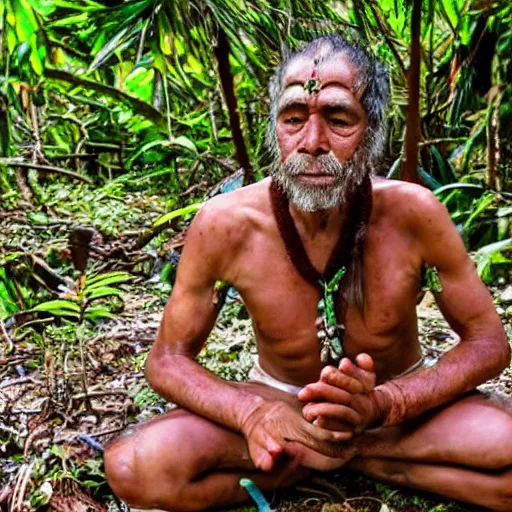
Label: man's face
xmin=272 ymin=54 xmax=369 ymax=212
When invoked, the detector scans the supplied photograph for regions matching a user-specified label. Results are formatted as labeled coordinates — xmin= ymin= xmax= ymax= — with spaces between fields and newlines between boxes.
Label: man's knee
xmin=104 ymin=437 xmax=148 ymax=507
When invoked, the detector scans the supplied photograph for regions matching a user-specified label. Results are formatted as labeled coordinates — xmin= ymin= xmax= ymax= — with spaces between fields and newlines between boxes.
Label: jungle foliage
xmin=0 ymin=0 xmax=511 ymax=511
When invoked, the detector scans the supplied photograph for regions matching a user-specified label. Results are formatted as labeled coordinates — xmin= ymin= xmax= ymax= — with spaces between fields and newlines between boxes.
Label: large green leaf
xmin=474 ymin=238 xmax=512 ymax=283
xmin=84 ymin=273 xmax=133 ymax=291
xmin=85 ymin=286 xmax=125 ymax=301
xmin=31 ymin=300 xmax=80 ymax=318
xmin=153 ymin=203 xmax=203 ymax=227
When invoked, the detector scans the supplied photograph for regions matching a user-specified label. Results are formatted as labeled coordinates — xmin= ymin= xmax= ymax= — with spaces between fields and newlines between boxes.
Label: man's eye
xmin=330 ymin=118 xmax=349 ymax=126
xmin=284 ymin=117 xmax=303 ymax=125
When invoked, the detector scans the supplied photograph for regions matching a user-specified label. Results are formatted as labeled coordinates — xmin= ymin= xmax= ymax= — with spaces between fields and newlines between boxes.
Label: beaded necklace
xmin=269 ymin=179 xmax=370 ymax=362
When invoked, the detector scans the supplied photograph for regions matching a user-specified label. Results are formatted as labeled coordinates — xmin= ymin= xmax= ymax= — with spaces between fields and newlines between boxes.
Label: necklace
xmin=269 ymin=180 xmax=364 ymax=362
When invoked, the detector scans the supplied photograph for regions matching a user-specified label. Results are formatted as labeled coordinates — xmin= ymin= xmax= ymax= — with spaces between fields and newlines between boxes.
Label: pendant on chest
xmin=316 ymin=267 xmax=346 ymax=363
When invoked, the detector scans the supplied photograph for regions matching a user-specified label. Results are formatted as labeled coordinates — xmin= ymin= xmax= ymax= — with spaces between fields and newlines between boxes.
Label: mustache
xmin=281 ymin=153 xmax=346 ymax=177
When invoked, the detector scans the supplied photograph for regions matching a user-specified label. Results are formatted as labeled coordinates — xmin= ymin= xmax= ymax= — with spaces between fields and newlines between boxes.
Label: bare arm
xmin=375 ymin=187 xmax=510 ymax=426
xmin=145 ymin=201 xmax=264 ymax=431
xmin=299 ymin=186 xmax=510 ymax=431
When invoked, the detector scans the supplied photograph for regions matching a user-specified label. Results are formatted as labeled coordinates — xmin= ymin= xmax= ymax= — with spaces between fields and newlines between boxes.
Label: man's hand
xmin=239 ymin=399 xmax=354 ymax=472
xmin=298 ymin=354 xmax=389 ymax=433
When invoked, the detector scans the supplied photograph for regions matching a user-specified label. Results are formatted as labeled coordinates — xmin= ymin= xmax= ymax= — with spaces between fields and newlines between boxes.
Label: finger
xmin=284 ymin=441 xmax=344 ymax=472
xmin=287 ymin=418 xmax=353 ymax=450
xmin=355 ymin=353 xmax=374 ymax=372
xmin=253 ymin=447 xmax=275 ymax=472
xmin=298 ymin=382 xmax=352 ymax=404
xmin=319 ymin=365 xmax=365 ymax=394
xmin=314 ymin=417 xmax=353 ymax=432
xmin=338 ymin=358 xmax=375 ymax=392
xmin=303 ymin=403 xmax=362 ymax=426
xmin=304 ymin=422 xmax=354 ymax=445
xmin=266 ymin=436 xmax=285 ymax=459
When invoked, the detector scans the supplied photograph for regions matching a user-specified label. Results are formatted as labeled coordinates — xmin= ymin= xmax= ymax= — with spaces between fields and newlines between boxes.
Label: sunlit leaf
xmin=153 ymin=203 xmax=203 ymax=227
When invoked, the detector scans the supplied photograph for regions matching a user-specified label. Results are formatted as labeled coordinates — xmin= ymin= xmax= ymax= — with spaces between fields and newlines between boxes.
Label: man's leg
xmin=350 ymin=391 xmax=512 ymax=511
xmin=104 ymin=384 xmax=312 ymax=511
xmin=105 ymin=388 xmax=512 ymax=511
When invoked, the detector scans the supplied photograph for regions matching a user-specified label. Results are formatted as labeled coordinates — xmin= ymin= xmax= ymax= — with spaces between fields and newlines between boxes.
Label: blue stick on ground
xmin=239 ymin=478 xmax=272 ymax=512
xmin=78 ymin=434 xmax=104 ymax=452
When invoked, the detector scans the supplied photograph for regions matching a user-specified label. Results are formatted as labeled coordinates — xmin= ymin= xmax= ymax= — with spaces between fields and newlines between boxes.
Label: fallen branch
xmin=46 ymin=68 xmax=164 ymax=124
xmin=0 ymin=160 xmax=92 ymax=184
xmin=0 ymin=377 xmax=44 ymax=390
xmin=47 ymin=153 xmax=98 ymax=161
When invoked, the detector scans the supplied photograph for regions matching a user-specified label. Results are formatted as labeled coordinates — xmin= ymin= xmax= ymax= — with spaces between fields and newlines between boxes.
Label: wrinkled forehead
xmin=278 ymin=53 xmax=364 ymax=111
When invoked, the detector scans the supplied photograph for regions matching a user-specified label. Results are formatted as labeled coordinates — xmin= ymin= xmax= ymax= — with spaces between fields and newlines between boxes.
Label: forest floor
xmin=1 ymin=184 xmax=511 ymax=512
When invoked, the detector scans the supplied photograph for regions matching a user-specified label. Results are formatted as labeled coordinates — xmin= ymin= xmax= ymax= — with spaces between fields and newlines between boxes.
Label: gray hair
xmin=266 ymin=34 xmax=390 ymax=170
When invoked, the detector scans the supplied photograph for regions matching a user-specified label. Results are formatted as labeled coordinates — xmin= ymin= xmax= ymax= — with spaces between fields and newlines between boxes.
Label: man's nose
xmin=298 ymin=115 xmax=329 ymax=157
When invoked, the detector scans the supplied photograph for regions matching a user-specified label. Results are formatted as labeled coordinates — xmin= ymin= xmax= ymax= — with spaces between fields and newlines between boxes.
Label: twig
xmin=0 ymin=319 xmax=14 ymax=354
xmin=418 ymin=137 xmax=467 ymax=147
xmin=71 ymin=390 xmax=128 ymax=401
xmin=0 ymin=377 xmax=43 ymax=389
xmin=47 ymin=153 xmax=98 ymax=161
xmin=311 ymin=477 xmax=347 ymax=501
xmin=179 ymin=182 xmax=205 ymax=198
xmin=0 ymin=160 xmax=93 ymax=184
xmin=205 ymin=154 xmax=237 ymax=174
xmin=87 ymin=425 xmax=126 ymax=438
xmin=10 ymin=461 xmax=35 ymax=512
xmin=46 ymin=68 xmax=164 ymax=124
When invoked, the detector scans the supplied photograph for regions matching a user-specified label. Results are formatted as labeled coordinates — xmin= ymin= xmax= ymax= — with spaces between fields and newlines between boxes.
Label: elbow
xmin=144 ymin=349 xmax=189 ymax=401
xmin=144 ymin=348 xmax=170 ymax=397
xmin=489 ymin=330 xmax=511 ymax=376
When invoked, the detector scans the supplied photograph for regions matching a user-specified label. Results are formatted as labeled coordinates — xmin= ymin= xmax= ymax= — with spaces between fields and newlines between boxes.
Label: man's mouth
xmin=295 ymin=173 xmax=336 ymax=185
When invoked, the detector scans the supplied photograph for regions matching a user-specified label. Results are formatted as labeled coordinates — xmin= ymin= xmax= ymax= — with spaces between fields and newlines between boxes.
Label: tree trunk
xmin=401 ymin=0 xmax=422 ymax=184
xmin=213 ymin=28 xmax=253 ymax=185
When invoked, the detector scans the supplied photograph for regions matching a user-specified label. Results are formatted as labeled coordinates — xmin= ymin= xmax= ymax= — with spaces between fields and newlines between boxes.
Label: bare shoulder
xmin=372 ymin=176 xmax=448 ymax=233
xmin=182 ymin=178 xmax=271 ymax=276
xmin=190 ymin=178 xmax=270 ymax=240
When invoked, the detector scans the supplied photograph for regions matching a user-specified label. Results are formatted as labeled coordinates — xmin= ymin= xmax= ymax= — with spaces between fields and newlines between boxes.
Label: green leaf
xmin=49 ymin=12 xmax=89 ymax=27
xmin=85 ymin=286 xmax=125 ymax=300
xmin=85 ymin=305 xmax=117 ymax=321
xmin=85 ymin=271 xmax=131 ymax=286
xmin=126 ymin=137 xmax=197 ymax=168
xmin=32 ymin=300 xmax=80 ymax=312
xmin=31 ymin=300 xmax=80 ymax=318
xmin=474 ymin=238 xmax=512 ymax=283
xmin=88 ymin=25 xmax=134 ymax=72
xmin=153 ymin=203 xmax=202 ymax=227
xmin=84 ymin=273 xmax=133 ymax=291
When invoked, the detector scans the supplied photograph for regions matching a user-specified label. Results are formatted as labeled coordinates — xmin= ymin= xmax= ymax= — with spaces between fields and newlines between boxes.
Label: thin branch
xmin=0 ymin=160 xmax=92 ymax=184
xmin=418 ymin=137 xmax=467 ymax=147
xmin=213 ymin=28 xmax=253 ymax=185
xmin=401 ymin=0 xmax=422 ymax=184
xmin=0 ymin=319 xmax=13 ymax=354
xmin=45 ymin=68 xmax=164 ymax=124
xmin=0 ymin=377 xmax=44 ymax=390
xmin=47 ymin=153 xmax=98 ymax=161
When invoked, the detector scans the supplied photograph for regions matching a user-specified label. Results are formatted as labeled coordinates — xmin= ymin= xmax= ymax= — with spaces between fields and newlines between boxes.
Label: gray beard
xmin=270 ymin=151 xmax=371 ymax=212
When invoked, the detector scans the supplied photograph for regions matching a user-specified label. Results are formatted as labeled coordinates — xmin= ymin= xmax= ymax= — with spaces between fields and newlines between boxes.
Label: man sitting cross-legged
xmin=104 ymin=35 xmax=512 ymax=512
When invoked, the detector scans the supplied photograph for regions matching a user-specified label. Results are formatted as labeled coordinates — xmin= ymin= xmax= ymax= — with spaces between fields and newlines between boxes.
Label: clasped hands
xmin=298 ymin=353 xmax=388 ymax=434
xmin=240 ymin=353 xmax=390 ymax=472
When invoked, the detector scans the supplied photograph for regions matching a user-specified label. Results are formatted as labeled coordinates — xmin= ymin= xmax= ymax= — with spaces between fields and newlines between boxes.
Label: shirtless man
xmin=104 ymin=35 xmax=512 ymax=511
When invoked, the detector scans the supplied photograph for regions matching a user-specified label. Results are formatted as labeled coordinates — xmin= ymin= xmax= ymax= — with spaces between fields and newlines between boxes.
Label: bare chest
xmin=227 ymin=222 xmax=421 ymax=360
